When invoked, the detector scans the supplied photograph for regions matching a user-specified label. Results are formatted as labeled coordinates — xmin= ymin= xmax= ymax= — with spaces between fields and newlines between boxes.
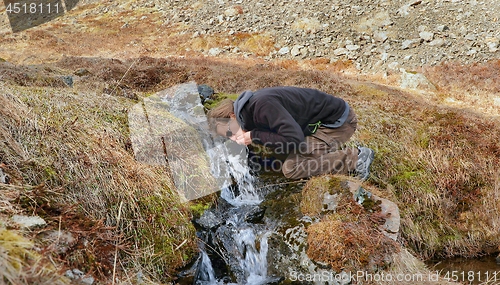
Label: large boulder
xmin=264 ymin=175 xmax=402 ymax=283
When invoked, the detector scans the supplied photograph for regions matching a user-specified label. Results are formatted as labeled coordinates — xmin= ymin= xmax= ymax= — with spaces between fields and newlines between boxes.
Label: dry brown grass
xmin=307 ymin=215 xmax=399 ymax=273
xmin=301 ymin=175 xmax=399 ymax=273
xmin=1 ymin=52 xmax=500 ymax=283
xmin=422 ymin=60 xmax=500 ymax=118
xmin=425 ymin=60 xmax=500 ymax=94
xmin=0 ymin=228 xmax=70 ymax=285
xmin=349 ymin=81 xmax=500 ymax=260
xmin=0 ymin=72 xmax=196 ymax=283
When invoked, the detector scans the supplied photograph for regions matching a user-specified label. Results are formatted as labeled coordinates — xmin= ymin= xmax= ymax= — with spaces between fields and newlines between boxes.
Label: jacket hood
xmin=233 ymin=90 xmax=253 ymax=129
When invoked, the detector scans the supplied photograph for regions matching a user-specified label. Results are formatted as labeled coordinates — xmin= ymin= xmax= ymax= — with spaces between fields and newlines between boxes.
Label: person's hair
xmin=206 ymin=99 xmax=235 ymax=132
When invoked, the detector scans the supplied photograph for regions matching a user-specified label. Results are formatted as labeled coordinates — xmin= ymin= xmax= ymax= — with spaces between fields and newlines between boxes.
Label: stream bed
xmin=154 ymin=82 xmax=499 ymax=285
xmin=427 ymin=255 xmax=500 ymax=284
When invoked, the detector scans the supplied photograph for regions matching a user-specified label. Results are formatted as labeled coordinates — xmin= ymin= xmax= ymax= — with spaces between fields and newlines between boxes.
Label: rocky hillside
xmin=1 ymin=0 xmax=500 ymax=284
xmin=1 ymin=0 xmax=500 ymax=73
xmin=159 ymin=0 xmax=500 ymax=71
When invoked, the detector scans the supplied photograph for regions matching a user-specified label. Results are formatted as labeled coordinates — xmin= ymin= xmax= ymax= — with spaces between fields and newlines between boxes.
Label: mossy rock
xmin=300 ymin=175 xmax=347 ymax=217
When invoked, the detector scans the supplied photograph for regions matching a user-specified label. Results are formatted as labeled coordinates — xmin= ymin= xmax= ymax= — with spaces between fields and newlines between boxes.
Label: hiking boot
xmin=356 ymin=147 xmax=374 ymax=181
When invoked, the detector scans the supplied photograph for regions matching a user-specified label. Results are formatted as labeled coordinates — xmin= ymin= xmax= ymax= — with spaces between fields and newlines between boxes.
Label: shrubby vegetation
xmin=1 ymin=55 xmax=499 ymax=284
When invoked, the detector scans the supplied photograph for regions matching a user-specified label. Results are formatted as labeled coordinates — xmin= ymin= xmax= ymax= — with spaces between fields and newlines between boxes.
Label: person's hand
xmin=234 ymin=129 xmax=252 ymax=145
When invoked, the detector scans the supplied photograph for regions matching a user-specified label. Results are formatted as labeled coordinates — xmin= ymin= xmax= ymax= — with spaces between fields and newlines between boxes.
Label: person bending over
xmin=207 ymin=86 xmax=374 ymax=180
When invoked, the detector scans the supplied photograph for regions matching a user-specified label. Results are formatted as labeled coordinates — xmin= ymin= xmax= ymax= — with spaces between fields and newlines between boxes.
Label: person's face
xmin=215 ymin=118 xmax=241 ymax=141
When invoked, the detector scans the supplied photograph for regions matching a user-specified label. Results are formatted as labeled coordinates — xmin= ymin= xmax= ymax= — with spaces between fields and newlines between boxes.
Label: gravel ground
xmin=1 ymin=0 xmax=499 ymax=73
xmin=157 ymin=0 xmax=500 ymax=72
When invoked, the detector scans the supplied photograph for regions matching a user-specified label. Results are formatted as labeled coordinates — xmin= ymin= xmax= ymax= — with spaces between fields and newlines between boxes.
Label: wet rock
xmin=216 ymin=197 xmax=234 ymax=216
xmin=261 ymin=276 xmax=284 ymax=284
xmin=11 ymin=215 xmax=47 ymax=229
xmin=197 ymin=84 xmax=214 ymax=102
xmin=213 ymin=225 xmax=246 ymax=283
xmin=240 ymin=205 xmax=266 ymax=223
xmin=195 ymin=210 xmax=223 ymax=230
xmin=266 ymin=233 xmax=298 ymax=278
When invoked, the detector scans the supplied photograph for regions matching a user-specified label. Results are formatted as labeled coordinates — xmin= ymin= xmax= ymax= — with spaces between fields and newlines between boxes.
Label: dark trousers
xmin=282 ymin=109 xmax=359 ymax=179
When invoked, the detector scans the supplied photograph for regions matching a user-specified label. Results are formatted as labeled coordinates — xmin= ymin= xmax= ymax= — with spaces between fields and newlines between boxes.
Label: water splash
xmin=204 ymin=138 xmax=262 ymax=206
xmin=198 ymin=139 xmax=270 ymax=284
xmin=196 ymin=228 xmax=270 ymax=285
xmin=196 ymin=251 xmax=217 ymax=285
xmin=236 ymin=228 xmax=270 ymax=285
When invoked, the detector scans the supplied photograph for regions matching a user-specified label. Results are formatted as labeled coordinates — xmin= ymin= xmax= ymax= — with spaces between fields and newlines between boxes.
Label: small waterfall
xmin=203 ymin=137 xmax=261 ymax=206
xmin=236 ymin=228 xmax=270 ymax=285
xmin=221 ymin=153 xmax=262 ymax=207
xmin=136 ymin=83 xmax=273 ymax=284
xmin=195 ymin=138 xmax=271 ymax=285
xmin=196 ymin=251 xmax=217 ymax=285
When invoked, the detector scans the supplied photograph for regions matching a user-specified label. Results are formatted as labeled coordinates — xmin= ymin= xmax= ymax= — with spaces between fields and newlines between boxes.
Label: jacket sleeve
xmin=250 ymin=100 xmax=305 ymax=149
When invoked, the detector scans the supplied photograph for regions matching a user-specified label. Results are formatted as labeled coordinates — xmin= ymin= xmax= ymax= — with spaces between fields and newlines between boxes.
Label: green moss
xmin=189 ymin=202 xmax=211 ymax=219
xmin=328 ymin=176 xmax=343 ymax=195
xmin=361 ymin=196 xmax=382 ymax=212
xmin=0 ymin=230 xmax=35 ymax=269
xmin=262 ymin=190 xmax=303 ymax=233
xmin=44 ymin=166 xmax=58 ymax=181
xmin=415 ymin=128 xmax=431 ymax=149
xmin=136 ymin=194 xmax=197 ymax=275
xmin=203 ymin=92 xmax=239 ymax=110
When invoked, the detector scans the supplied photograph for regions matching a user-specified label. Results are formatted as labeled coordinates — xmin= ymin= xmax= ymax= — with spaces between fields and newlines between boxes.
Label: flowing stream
xmin=194 ymin=138 xmax=273 ymax=285
xmin=134 ymin=82 xmax=278 ymax=284
xmin=143 ymin=83 xmax=500 ymax=285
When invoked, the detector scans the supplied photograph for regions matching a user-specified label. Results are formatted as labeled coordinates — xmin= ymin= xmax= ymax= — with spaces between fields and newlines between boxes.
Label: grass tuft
xmin=0 ymin=78 xmax=196 ymax=283
xmin=303 ymin=175 xmax=399 ymax=272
